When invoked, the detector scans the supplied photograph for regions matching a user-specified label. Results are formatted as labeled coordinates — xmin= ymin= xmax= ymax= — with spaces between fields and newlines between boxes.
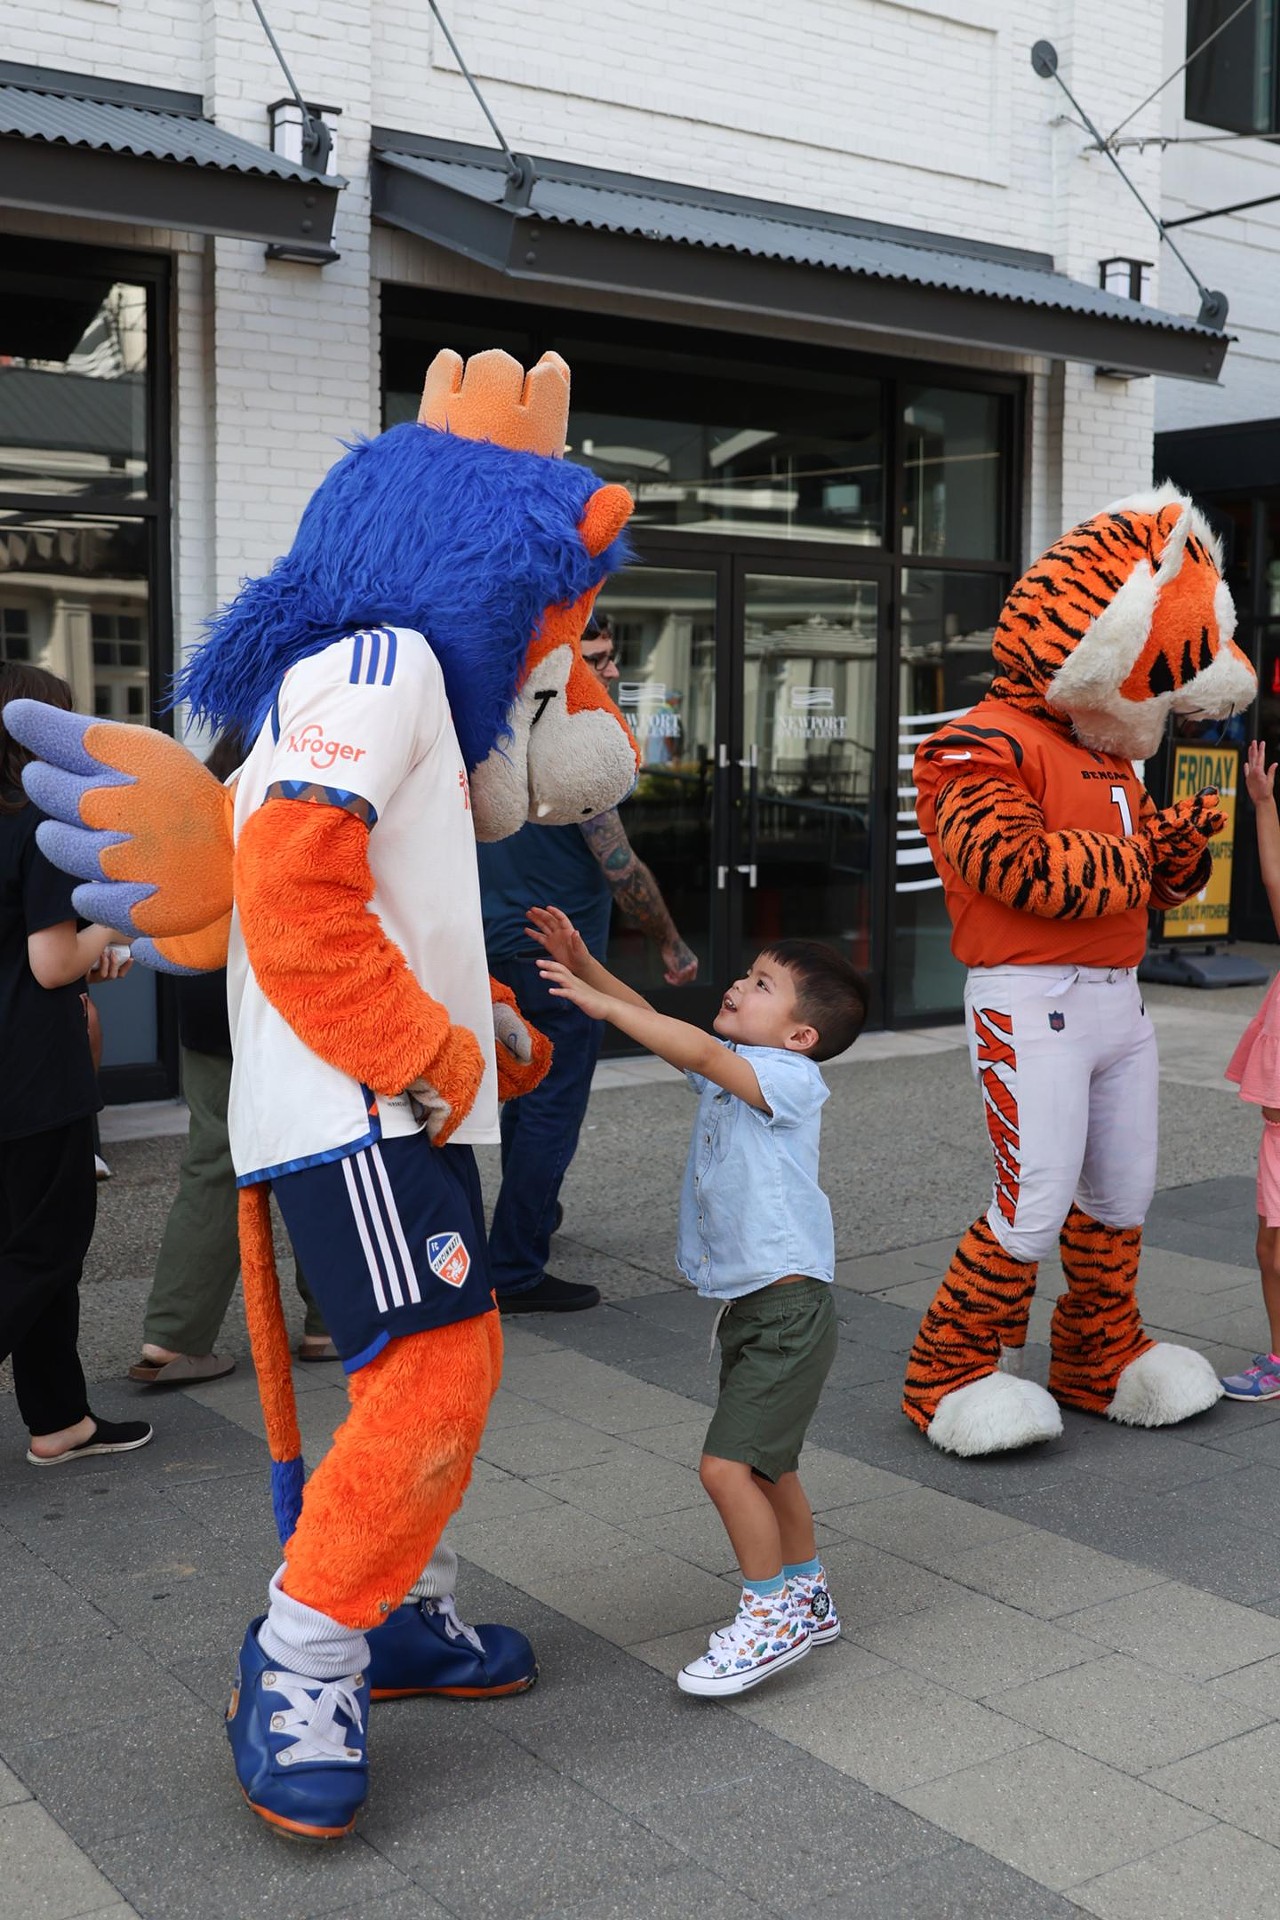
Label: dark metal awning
xmin=0 ymin=64 xmax=344 ymax=252
xmin=372 ymin=133 xmax=1228 ymax=384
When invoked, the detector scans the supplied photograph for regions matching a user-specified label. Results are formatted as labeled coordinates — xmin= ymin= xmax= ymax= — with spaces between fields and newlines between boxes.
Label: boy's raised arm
xmin=539 ymin=959 xmax=768 ymax=1112
xmin=525 ymin=904 xmax=652 ymax=1010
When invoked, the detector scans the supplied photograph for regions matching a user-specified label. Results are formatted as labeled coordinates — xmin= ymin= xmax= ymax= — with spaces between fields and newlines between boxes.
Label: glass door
xmin=594 ymin=558 xmax=732 ymax=1035
xmin=595 ymin=553 xmax=887 ymax=1039
xmin=735 ymin=568 xmax=882 ymax=992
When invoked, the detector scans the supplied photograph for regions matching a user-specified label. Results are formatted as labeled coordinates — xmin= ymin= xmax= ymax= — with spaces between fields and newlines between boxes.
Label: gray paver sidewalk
xmin=5 ymin=970 xmax=1280 ymax=1918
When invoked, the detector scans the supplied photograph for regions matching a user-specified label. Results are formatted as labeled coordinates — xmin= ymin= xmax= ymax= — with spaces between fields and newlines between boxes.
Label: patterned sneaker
xmin=677 ymin=1588 xmax=811 ymax=1698
xmin=788 ymin=1566 xmax=841 ymax=1644
xmin=1221 ymin=1355 xmax=1280 ymax=1401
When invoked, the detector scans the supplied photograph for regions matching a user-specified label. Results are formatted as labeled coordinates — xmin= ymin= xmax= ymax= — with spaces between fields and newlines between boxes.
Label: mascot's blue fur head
xmin=175 ymin=423 xmax=630 ymax=770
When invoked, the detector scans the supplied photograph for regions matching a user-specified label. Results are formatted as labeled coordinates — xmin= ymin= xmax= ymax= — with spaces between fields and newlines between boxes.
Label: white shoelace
xmin=427 ymin=1593 xmax=485 ymax=1655
xmin=263 ymin=1669 xmax=365 ymax=1766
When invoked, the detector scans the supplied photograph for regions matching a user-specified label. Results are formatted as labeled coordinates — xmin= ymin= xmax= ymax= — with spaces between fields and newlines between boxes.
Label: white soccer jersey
xmin=226 ymin=626 xmax=500 ymax=1184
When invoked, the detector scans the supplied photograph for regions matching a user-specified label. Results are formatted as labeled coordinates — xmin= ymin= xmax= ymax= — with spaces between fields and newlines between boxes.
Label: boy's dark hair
xmin=761 ymin=938 xmax=869 ymax=1062
xmin=0 ymin=662 xmax=73 ymax=814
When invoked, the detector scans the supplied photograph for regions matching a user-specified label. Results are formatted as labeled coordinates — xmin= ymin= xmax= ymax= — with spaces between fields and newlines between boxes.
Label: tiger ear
xmin=1154 ymin=501 xmax=1193 ymax=587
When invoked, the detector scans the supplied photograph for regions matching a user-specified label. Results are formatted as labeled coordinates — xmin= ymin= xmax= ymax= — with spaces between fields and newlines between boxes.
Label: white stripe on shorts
xmin=370 ymin=1144 xmax=421 ymax=1304
xmin=341 ymin=1154 xmax=389 ymax=1316
xmin=354 ymin=1150 xmax=404 ymax=1310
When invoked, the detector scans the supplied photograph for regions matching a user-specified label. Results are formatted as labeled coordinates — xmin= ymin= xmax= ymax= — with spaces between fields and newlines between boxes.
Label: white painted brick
xmin=9 ymin=0 xmax=1228 ymax=644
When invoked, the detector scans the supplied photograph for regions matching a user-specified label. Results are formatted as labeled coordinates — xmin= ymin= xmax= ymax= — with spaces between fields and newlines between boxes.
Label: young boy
xmin=530 ymin=906 xmax=867 ymax=1697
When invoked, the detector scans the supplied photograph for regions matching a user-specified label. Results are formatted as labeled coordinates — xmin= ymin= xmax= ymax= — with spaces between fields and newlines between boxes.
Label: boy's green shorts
xmin=703 ymin=1277 xmax=838 ymax=1483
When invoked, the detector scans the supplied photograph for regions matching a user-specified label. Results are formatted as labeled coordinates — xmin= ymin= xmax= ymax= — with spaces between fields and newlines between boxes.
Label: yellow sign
xmin=1161 ymin=743 xmax=1239 ymax=941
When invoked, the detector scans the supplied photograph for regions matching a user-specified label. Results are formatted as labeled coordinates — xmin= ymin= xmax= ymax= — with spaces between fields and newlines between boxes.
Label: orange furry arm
xmin=236 ymin=799 xmax=483 ymax=1114
xmin=935 ymin=772 xmax=1155 ymax=920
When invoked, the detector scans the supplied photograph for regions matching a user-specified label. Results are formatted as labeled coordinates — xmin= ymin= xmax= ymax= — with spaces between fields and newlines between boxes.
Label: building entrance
xmin=596 ymin=551 xmax=885 ymax=1035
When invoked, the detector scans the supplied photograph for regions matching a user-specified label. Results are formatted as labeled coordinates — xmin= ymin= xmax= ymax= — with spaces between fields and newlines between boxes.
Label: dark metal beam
xmin=371 ymin=163 xmax=1228 ymax=384
xmin=0 ymin=133 xmax=340 ymax=249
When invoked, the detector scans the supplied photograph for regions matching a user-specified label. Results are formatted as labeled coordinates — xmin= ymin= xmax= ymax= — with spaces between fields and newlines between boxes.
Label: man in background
xmin=478 ymin=614 xmax=697 ymax=1312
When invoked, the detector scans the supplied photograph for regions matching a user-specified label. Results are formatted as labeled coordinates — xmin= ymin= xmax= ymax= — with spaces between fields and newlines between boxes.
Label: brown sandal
xmin=296 ymin=1337 xmax=340 ymax=1363
xmin=127 ymin=1352 xmax=236 ymax=1386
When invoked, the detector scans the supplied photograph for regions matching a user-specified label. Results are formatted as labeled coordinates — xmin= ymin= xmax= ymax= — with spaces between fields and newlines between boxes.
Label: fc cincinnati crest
xmin=426 ymin=1231 xmax=470 ymax=1288
xmin=1048 ymin=1010 xmax=1065 ymax=1032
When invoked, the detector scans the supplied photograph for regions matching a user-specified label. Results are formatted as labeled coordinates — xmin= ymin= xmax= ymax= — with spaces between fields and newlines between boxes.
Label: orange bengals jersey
xmin=914 ymin=701 xmax=1150 ymax=970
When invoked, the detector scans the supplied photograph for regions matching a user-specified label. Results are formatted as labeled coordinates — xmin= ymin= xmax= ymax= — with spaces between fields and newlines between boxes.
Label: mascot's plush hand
xmin=490 ymin=975 xmax=553 ymax=1102
xmin=401 ymin=1022 xmax=487 ymax=1145
xmin=1146 ymin=787 xmax=1225 ymax=858
xmin=2 ymin=701 xmax=233 ymax=973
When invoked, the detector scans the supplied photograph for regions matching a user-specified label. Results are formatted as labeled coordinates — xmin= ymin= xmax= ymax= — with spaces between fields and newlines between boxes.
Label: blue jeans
xmin=487 ymin=953 xmax=604 ymax=1296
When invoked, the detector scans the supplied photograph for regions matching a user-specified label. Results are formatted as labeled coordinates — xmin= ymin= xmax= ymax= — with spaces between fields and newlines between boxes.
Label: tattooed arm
xmin=579 ymin=809 xmax=698 ymax=985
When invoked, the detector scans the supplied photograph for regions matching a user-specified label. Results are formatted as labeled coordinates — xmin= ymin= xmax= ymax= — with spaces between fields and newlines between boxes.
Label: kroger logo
xmin=286 ymin=723 xmax=367 ymax=772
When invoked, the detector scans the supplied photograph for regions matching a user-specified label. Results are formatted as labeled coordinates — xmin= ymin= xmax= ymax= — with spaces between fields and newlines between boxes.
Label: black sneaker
xmin=27 ymin=1415 xmax=154 ymax=1467
xmin=497 ymin=1274 xmax=600 ymax=1315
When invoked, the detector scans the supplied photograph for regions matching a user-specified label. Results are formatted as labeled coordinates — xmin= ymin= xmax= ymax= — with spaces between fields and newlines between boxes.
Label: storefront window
xmin=0 ymin=277 xmax=149 ymax=501
xmin=0 ymin=242 xmax=169 ymax=1099
xmin=893 ymin=569 xmax=1008 ymax=1018
xmin=0 ymin=511 xmax=151 ymax=721
xmin=382 ymin=296 xmax=886 ymax=546
xmin=901 ymin=386 xmax=1008 ymax=560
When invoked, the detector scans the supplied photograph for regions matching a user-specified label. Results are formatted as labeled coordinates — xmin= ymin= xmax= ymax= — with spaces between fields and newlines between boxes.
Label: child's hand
xmin=1245 ymin=740 xmax=1277 ymax=808
xmin=538 ymin=958 xmax=610 ymax=1020
xmin=526 ymin=905 xmax=589 ymax=974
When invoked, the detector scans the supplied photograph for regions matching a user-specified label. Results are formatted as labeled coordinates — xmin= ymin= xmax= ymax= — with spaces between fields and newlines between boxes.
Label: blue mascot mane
xmin=174 ymin=424 xmax=630 ymax=770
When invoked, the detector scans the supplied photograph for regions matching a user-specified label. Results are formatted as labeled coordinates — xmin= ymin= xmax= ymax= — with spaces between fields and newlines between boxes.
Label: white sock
xmin=257 ymin=1565 xmax=369 ymax=1680
xmin=405 ymin=1540 xmax=459 ymax=1604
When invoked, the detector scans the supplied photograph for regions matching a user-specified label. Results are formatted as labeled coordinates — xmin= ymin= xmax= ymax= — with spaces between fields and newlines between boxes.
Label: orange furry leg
xmin=281 ymin=1311 xmax=500 ymax=1631
xmin=902 ymin=1218 xmax=1038 ymax=1432
xmin=1048 ymin=1206 xmax=1152 ymax=1413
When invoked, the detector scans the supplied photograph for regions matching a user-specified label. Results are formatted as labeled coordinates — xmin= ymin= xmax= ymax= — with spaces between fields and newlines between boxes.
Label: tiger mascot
xmin=905 ymin=484 xmax=1256 ymax=1456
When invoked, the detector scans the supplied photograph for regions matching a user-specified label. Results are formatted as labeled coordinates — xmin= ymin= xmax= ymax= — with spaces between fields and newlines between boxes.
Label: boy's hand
xmin=538 ymin=958 xmax=611 ymax=1021
xmin=526 ymin=904 xmax=590 ymax=974
xmin=1246 ymin=740 xmax=1277 ymax=807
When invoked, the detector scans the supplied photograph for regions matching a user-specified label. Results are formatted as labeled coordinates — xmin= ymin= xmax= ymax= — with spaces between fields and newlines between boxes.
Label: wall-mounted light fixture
xmin=265 ymin=99 xmax=342 ymax=263
xmin=1099 ymin=257 xmax=1153 ymax=303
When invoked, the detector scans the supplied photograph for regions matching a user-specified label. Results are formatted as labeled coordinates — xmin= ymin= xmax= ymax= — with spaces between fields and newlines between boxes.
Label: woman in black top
xmin=0 ymin=663 xmax=151 ymax=1464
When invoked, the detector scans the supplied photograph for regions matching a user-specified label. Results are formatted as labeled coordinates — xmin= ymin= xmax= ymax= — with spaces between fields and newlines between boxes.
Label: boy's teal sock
xmin=783 ymin=1556 xmax=822 ymax=1581
xmin=743 ymin=1571 xmax=786 ymax=1599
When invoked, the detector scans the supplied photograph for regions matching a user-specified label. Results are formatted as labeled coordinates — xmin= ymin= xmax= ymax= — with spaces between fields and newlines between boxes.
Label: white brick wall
xmin=1156 ymin=0 xmax=1280 ymax=433
xmin=0 ymin=0 xmax=1195 ymax=657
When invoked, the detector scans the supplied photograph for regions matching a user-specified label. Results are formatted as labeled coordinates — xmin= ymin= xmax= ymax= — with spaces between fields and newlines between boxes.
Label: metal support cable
xmin=427 ymin=0 xmax=530 ymax=197
xmin=1108 ymin=0 xmax=1258 ymax=144
xmin=247 ymin=0 xmax=332 ymax=172
xmin=1032 ymin=41 xmax=1228 ymax=326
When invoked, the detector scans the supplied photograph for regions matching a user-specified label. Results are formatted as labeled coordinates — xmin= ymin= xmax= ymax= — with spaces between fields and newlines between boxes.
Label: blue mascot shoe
xmin=226 ymin=1617 xmax=369 ymax=1841
xmin=367 ymin=1595 xmax=538 ymax=1700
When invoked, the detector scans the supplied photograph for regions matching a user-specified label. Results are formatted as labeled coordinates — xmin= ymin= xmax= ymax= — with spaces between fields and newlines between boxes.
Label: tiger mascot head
xmin=991 ymin=483 xmax=1255 ymax=759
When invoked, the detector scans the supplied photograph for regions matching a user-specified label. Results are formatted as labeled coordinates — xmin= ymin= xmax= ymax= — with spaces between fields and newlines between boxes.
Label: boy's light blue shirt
xmin=677 ymin=1043 xmax=834 ymax=1301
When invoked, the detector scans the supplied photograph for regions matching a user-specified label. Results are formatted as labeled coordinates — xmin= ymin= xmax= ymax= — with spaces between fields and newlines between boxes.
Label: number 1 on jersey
xmin=1110 ymin=784 xmax=1134 ymax=835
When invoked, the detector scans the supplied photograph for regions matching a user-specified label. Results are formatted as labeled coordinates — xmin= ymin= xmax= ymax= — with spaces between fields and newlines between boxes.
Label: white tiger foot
xmin=1105 ymin=1341 xmax=1223 ymax=1427
xmin=926 ymin=1371 xmax=1064 ymax=1457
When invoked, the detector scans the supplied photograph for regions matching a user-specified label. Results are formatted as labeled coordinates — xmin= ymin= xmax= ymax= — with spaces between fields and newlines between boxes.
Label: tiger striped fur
xmin=1048 ymin=1207 xmax=1152 ymax=1414
xmin=904 ymin=486 xmax=1249 ymax=1453
xmin=902 ymin=1220 xmax=1037 ymax=1433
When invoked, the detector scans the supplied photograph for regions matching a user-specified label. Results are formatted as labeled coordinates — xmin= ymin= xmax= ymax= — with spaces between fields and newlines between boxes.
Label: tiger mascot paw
xmin=1105 ymin=1341 xmax=1222 ymax=1428
xmin=927 ymin=1371 xmax=1064 ymax=1458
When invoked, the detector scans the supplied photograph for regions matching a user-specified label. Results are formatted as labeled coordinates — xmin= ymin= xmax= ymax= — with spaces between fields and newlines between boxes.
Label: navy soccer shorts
xmin=270 ymin=1136 xmax=494 ymax=1372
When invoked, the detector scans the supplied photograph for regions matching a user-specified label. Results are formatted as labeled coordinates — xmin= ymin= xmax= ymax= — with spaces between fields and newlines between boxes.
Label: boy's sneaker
xmin=677 ymin=1587 xmax=811 ymax=1698
xmin=788 ymin=1566 xmax=841 ymax=1644
xmin=226 ymin=1618 xmax=368 ymax=1841
xmin=1221 ymin=1355 xmax=1280 ymax=1401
